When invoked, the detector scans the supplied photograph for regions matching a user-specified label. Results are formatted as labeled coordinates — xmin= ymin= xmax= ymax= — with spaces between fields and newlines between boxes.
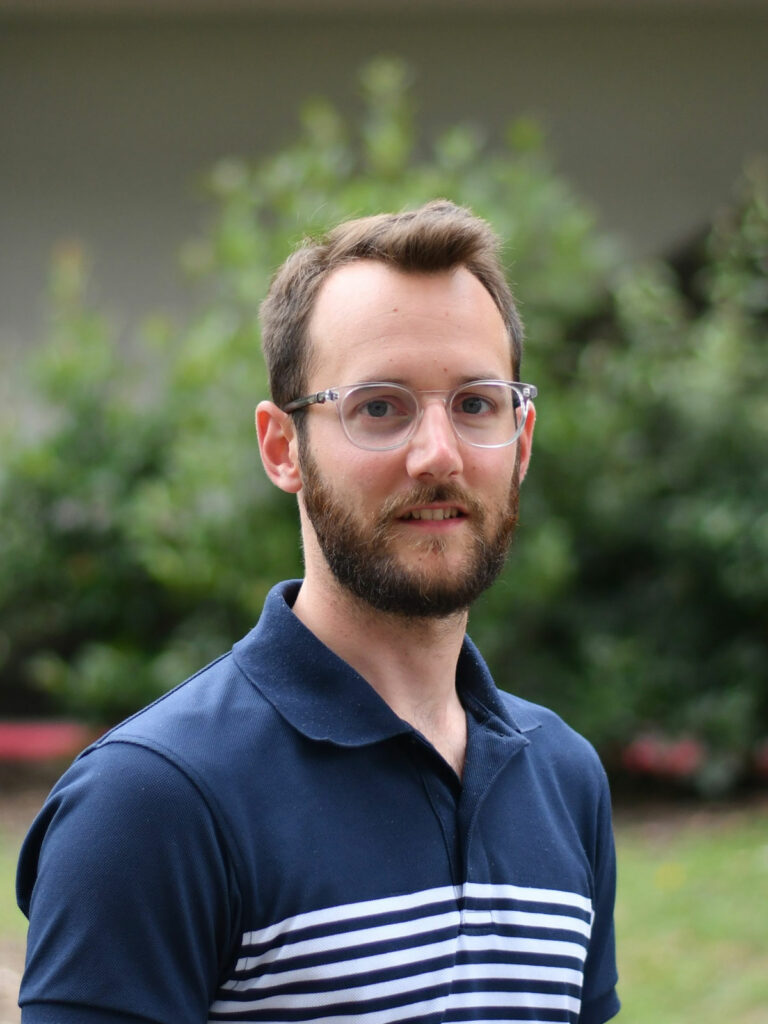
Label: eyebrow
xmin=349 ymin=374 xmax=509 ymax=388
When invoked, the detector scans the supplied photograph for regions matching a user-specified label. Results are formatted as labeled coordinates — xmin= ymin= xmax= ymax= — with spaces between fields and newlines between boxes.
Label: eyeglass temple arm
xmin=282 ymin=389 xmax=339 ymax=414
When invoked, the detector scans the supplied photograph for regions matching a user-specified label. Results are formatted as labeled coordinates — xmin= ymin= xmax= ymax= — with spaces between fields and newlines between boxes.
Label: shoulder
xmin=499 ymin=689 xmax=609 ymax=793
xmin=89 ymin=644 xmax=278 ymax=784
xmin=17 ymin=737 xmax=241 ymax=1018
xmin=91 ymin=580 xmax=305 ymax=777
xmin=20 ymin=644 xmax=286 ymax=890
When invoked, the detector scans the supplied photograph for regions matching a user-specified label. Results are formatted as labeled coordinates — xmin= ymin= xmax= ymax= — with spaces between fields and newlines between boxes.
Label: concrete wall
xmin=2 ymin=8 xmax=768 ymax=353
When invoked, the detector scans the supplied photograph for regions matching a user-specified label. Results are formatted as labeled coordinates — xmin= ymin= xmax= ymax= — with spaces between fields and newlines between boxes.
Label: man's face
xmin=295 ymin=262 xmax=534 ymax=618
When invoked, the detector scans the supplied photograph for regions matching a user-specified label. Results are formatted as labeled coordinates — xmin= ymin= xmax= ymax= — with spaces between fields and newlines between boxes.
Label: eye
xmin=345 ymin=386 xmax=413 ymax=422
xmin=360 ymin=398 xmax=400 ymax=419
xmin=454 ymin=391 xmax=496 ymax=416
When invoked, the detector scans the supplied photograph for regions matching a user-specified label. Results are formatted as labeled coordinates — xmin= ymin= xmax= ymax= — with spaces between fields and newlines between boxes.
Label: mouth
xmin=399 ymin=507 xmax=465 ymax=522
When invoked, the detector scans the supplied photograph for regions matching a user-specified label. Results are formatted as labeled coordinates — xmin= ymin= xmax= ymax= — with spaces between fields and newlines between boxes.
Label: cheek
xmin=334 ymin=450 xmax=405 ymax=497
xmin=465 ymin=450 xmax=517 ymax=487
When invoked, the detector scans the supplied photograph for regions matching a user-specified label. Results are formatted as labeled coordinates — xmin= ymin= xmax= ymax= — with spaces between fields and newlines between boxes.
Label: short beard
xmin=299 ymin=444 xmax=520 ymax=619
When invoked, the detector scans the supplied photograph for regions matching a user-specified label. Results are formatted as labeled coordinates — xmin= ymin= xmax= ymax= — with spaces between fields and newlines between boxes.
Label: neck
xmin=292 ymin=572 xmax=469 ymax=776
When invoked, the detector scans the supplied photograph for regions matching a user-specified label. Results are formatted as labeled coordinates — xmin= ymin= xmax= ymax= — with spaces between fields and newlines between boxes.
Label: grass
xmin=0 ymin=835 xmax=25 ymax=942
xmin=614 ymin=800 xmax=768 ymax=1024
xmin=1 ymin=790 xmax=767 ymax=1022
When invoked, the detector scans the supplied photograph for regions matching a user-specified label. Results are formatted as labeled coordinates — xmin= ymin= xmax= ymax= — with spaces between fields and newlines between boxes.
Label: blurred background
xmin=3 ymin=0 xmax=768 ymax=350
xmin=0 ymin=3 xmax=767 ymax=1019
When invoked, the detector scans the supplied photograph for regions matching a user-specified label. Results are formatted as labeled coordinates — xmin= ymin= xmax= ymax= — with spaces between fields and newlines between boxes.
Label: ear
xmin=255 ymin=401 xmax=303 ymax=494
xmin=516 ymin=401 xmax=536 ymax=483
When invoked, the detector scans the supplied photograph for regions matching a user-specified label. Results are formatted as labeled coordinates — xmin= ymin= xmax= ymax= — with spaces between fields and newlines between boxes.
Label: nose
xmin=404 ymin=399 xmax=464 ymax=481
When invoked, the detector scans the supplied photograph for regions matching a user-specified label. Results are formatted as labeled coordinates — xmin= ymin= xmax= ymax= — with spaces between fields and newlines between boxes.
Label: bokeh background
xmin=2 ymin=0 xmax=767 ymax=796
xmin=3 ymin=0 xmax=768 ymax=352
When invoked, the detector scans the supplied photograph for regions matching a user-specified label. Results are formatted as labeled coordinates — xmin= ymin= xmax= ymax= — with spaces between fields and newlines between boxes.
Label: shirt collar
xmin=232 ymin=580 xmax=539 ymax=747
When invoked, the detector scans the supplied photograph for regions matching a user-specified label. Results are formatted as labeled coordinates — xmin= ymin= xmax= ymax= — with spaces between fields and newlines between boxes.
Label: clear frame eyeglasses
xmin=282 ymin=380 xmax=537 ymax=452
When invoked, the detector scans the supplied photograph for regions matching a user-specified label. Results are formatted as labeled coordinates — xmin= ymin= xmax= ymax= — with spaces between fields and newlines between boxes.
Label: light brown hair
xmin=259 ymin=200 xmax=524 ymax=413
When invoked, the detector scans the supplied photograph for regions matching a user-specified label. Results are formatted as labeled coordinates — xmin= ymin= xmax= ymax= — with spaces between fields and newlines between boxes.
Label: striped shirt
xmin=19 ymin=580 xmax=619 ymax=1024
xmin=211 ymin=883 xmax=595 ymax=1023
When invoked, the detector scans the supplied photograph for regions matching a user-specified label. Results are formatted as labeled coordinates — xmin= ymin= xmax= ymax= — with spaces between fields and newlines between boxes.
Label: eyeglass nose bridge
xmin=405 ymin=389 xmax=460 ymax=443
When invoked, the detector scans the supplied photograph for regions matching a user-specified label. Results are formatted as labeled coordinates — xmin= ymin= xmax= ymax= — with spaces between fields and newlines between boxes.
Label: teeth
xmin=404 ymin=508 xmax=460 ymax=521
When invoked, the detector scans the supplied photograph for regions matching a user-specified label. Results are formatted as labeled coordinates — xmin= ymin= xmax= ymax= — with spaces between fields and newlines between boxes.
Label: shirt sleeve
xmin=579 ymin=768 xmax=621 ymax=1024
xmin=17 ymin=741 xmax=240 ymax=1024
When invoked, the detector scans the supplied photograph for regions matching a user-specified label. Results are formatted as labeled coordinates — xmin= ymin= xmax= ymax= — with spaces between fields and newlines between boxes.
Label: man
xmin=18 ymin=201 xmax=620 ymax=1023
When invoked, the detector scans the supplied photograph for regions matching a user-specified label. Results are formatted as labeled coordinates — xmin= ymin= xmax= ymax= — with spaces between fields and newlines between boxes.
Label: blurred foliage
xmin=472 ymin=158 xmax=768 ymax=795
xmin=0 ymin=59 xmax=765 ymax=793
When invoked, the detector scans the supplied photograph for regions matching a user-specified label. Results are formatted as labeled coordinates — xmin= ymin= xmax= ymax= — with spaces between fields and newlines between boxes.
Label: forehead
xmin=306 ymin=261 xmax=512 ymax=386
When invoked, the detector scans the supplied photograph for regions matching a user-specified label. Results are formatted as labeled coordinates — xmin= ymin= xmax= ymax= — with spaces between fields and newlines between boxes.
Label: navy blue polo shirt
xmin=18 ymin=580 xmax=619 ymax=1024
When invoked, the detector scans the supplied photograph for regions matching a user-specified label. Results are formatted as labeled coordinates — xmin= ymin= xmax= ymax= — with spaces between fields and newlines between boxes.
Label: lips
xmin=399 ymin=507 xmax=464 ymax=521
xmin=381 ymin=485 xmax=475 ymax=528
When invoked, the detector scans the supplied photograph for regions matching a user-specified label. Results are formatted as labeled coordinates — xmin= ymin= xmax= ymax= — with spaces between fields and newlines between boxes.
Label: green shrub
xmin=472 ymin=159 xmax=768 ymax=794
xmin=0 ymin=58 xmax=611 ymax=721
xmin=1 ymin=60 xmax=765 ymax=793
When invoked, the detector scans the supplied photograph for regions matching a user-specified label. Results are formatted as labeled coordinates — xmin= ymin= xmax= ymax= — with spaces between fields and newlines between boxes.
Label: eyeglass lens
xmin=339 ymin=382 xmax=525 ymax=450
